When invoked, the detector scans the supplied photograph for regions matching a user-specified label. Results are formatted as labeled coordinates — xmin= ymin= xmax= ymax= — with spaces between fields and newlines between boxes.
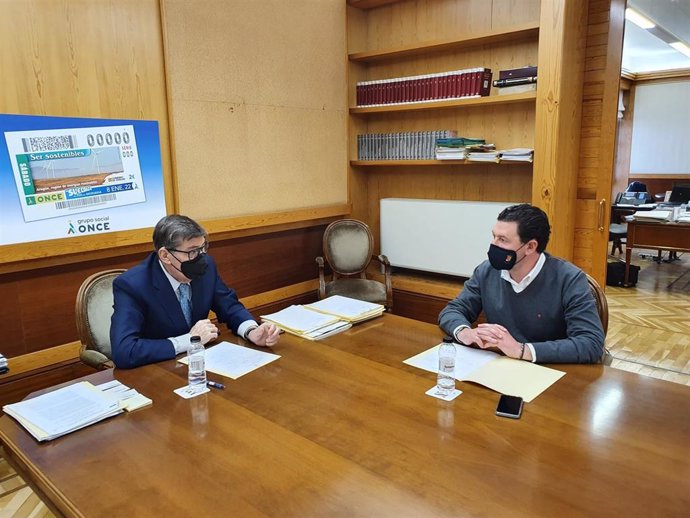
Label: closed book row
xmin=357 ymin=130 xmax=457 ymax=160
xmin=356 ymin=68 xmax=492 ymax=107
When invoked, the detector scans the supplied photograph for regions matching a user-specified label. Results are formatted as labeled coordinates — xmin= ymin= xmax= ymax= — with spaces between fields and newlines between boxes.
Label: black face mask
xmin=488 ymin=243 xmax=526 ymax=271
xmin=178 ymin=254 xmax=208 ymax=280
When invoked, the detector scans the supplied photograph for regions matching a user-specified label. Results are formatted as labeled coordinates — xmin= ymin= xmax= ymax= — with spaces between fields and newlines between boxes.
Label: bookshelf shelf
xmin=349 ymin=23 xmax=540 ymax=63
xmin=347 ymin=0 xmax=403 ymax=9
xmin=349 ymin=91 xmax=537 ymax=115
xmin=350 ymin=160 xmax=532 ymax=167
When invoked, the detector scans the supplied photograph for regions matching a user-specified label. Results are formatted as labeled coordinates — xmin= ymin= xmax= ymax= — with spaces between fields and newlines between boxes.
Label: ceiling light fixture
xmin=669 ymin=41 xmax=690 ymax=58
xmin=625 ymin=8 xmax=655 ymax=29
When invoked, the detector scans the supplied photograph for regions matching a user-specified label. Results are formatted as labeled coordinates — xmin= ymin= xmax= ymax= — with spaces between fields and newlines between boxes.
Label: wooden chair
xmin=586 ymin=274 xmax=612 ymax=365
xmin=75 ymin=269 xmax=126 ymax=370
xmin=316 ymin=219 xmax=393 ymax=310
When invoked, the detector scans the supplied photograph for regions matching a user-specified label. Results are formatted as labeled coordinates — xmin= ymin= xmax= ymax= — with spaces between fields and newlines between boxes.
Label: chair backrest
xmin=586 ymin=274 xmax=608 ymax=336
xmin=323 ymin=219 xmax=374 ymax=276
xmin=75 ymin=269 xmax=126 ymax=360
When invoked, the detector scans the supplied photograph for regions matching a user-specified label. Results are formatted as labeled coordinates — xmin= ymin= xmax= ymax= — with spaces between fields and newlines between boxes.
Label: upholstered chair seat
xmin=76 ymin=269 xmax=126 ymax=370
xmin=317 ymin=219 xmax=393 ymax=310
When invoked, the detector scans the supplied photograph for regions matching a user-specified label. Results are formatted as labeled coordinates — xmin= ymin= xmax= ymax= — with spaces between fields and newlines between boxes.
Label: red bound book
xmin=376 ymin=80 xmax=383 ymax=105
xmin=432 ymin=74 xmax=439 ymax=101
xmin=356 ymin=83 xmax=362 ymax=106
xmin=479 ymin=69 xmax=493 ymax=96
xmin=451 ymin=72 xmax=460 ymax=98
xmin=392 ymin=80 xmax=401 ymax=104
xmin=460 ymin=70 xmax=468 ymax=98
xmin=442 ymin=72 xmax=450 ymax=98
xmin=471 ymin=68 xmax=480 ymax=96
xmin=414 ymin=77 xmax=421 ymax=103
xmin=385 ymin=80 xmax=392 ymax=104
xmin=423 ymin=75 xmax=431 ymax=101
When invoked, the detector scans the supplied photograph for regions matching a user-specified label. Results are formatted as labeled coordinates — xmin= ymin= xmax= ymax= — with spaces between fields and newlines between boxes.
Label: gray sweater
xmin=439 ymin=254 xmax=605 ymax=363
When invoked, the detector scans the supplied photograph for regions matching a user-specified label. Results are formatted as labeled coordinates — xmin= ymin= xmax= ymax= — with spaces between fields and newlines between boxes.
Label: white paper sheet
xmin=305 ymin=295 xmax=384 ymax=320
xmin=404 ymin=344 xmax=566 ymax=403
xmin=178 ymin=341 xmax=280 ymax=380
xmin=403 ymin=344 xmax=497 ymax=379
xmin=261 ymin=305 xmax=340 ymax=333
xmin=3 ymin=381 xmax=122 ymax=441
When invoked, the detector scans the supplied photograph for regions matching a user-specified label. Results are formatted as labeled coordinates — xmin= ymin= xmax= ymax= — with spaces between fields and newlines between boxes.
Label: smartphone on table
xmin=496 ymin=394 xmax=523 ymax=419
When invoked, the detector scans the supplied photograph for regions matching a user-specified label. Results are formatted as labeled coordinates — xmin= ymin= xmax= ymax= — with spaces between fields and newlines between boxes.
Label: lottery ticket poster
xmin=0 ymin=114 xmax=167 ymax=246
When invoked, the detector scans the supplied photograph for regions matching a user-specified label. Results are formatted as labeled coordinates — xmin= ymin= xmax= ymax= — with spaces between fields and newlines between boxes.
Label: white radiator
xmin=380 ymin=198 xmax=518 ymax=278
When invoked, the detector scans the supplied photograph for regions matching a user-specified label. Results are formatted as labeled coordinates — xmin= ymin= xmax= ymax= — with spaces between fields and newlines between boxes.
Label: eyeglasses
xmin=167 ymin=241 xmax=209 ymax=261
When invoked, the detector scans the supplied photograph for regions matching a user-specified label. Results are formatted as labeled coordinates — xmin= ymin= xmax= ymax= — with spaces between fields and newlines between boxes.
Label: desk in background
xmin=1 ymin=315 xmax=689 ymax=517
xmin=625 ymin=219 xmax=690 ymax=284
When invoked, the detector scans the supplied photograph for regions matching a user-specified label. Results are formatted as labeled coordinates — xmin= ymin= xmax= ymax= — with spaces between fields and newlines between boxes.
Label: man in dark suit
xmin=111 ymin=214 xmax=280 ymax=369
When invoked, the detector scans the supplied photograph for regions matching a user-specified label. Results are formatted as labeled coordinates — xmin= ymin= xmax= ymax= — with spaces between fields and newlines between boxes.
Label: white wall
xmin=630 ymin=80 xmax=690 ymax=175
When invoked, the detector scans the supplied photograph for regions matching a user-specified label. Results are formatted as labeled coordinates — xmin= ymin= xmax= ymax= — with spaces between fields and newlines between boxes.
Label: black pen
xmin=206 ymin=381 xmax=225 ymax=390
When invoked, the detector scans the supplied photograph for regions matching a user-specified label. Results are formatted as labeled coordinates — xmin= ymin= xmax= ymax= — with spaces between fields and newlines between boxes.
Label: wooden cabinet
xmin=346 ymin=0 xmax=589 ymax=261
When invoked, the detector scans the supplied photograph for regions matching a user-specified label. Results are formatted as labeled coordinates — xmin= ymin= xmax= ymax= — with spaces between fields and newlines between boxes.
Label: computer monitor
xmin=668 ymin=186 xmax=690 ymax=204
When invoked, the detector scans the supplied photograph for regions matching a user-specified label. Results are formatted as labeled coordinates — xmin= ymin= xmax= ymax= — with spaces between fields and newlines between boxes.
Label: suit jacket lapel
xmin=150 ymin=255 xmax=188 ymax=330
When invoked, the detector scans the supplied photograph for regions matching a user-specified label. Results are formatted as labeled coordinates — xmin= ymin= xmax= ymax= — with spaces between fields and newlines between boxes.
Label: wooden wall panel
xmin=532 ymin=0 xmax=589 ymax=260
xmin=573 ymin=0 xmax=626 ymax=285
xmin=0 ymin=0 xmax=175 ymax=263
xmin=0 ymin=226 xmax=326 ymax=359
xmin=161 ymin=0 xmax=348 ymax=220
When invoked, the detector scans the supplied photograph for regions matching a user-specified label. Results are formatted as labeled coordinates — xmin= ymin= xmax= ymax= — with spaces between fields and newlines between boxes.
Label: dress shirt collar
xmin=159 ymin=259 xmax=185 ymax=293
xmin=500 ymin=252 xmax=546 ymax=293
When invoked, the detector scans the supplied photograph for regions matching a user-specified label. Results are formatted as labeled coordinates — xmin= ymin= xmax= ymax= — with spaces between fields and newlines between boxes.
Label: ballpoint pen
xmin=206 ymin=380 xmax=225 ymax=390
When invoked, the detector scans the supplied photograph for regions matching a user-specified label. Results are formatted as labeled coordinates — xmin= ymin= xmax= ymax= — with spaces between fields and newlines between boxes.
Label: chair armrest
xmin=316 ymin=256 xmax=326 ymax=299
xmin=374 ymin=254 xmax=393 ymax=311
xmin=80 ymin=349 xmax=114 ymax=370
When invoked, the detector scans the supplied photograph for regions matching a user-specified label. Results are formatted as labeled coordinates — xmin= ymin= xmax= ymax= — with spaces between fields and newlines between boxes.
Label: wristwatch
xmin=244 ymin=325 xmax=259 ymax=343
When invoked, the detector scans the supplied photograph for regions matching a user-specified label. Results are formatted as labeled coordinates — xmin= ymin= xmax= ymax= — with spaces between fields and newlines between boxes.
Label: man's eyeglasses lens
xmin=168 ymin=242 xmax=209 ymax=260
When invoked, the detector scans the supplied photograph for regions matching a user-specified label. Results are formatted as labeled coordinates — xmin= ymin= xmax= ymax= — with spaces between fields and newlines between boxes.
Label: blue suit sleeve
xmin=110 ymin=276 xmax=177 ymax=369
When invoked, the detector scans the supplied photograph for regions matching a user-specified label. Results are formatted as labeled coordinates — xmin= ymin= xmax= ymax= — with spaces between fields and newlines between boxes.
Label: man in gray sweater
xmin=439 ymin=204 xmax=604 ymax=363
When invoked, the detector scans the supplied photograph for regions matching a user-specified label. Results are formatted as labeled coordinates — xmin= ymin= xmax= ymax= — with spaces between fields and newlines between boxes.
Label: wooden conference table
xmin=1 ymin=315 xmax=689 ymax=517
xmin=625 ymin=219 xmax=690 ymax=284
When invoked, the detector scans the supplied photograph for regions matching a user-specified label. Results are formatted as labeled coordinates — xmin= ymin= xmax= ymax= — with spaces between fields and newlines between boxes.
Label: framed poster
xmin=0 ymin=114 xmax=166 ymax=246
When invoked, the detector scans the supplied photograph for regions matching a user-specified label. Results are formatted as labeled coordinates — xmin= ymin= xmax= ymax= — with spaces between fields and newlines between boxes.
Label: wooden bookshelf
xmin=346 ymin=0 xmax=590 ymax=263
xmin=350 ymin=160 xmax=533 ymax=167
xmin=347 ymin=0 xmax=403 ymax=9
xmin=349 ymin=23 xmax=540 ymax=63
xmin=349 ymin=91 xmax=537 ymax=114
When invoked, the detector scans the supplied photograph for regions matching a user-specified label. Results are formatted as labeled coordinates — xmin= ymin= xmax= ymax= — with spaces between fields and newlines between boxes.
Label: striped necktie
xmin=178 ymin=283 xmax=192 ymax=327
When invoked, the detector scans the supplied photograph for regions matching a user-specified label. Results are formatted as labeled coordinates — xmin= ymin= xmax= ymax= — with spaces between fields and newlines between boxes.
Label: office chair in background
xmin=316 ymin=219 xmax=393 ymax=310
xmin=75 ymin=269 xmax=126 ymax=370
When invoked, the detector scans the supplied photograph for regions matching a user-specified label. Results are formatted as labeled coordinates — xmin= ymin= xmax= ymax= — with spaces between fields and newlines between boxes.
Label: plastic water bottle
xmin=436 ymin=337 xmax=456 ymax=396
xmin=187 ymin=335 xmax=207 ymax=392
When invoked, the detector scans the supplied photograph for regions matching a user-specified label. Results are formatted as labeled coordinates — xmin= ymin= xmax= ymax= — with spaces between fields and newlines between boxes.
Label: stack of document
xmin=632 ymin=210 xmax=671 ymax=222
xmin=304 ymin=295 xmax=384 ymax=323
xmin=97 ymin=380 xmax=152 ymax=411
xmin=262 ymin=305 xmax=352 ymax=340
xmin=3 ymin=381 xmax=124 ymax=442
xmin=466 ymin=150 xmax=499 ymax=162
xmin=498 ymin=148 xmax=534 ymax=162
